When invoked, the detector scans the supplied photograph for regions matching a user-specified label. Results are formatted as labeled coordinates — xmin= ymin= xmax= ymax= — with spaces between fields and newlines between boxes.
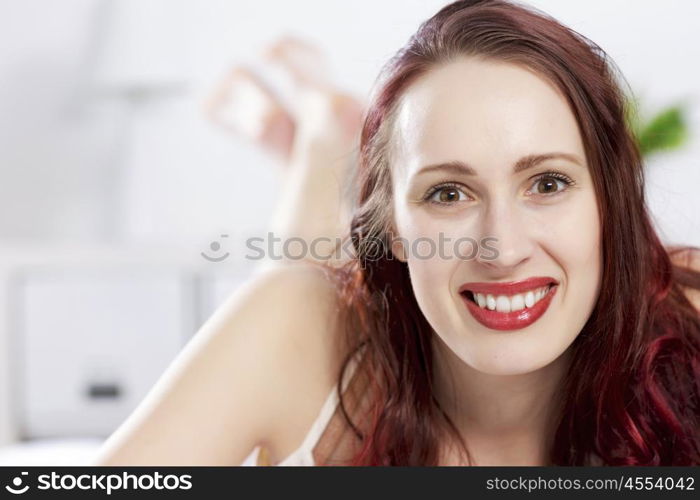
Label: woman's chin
xmin=457 ymin=341 xmax=568 ymax=376
xmin=465 ymin=356 xmax=547 ymax=376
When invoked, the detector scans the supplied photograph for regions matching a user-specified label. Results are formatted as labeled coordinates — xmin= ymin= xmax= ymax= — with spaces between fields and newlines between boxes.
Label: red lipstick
xmin=458 ymin=277 xmax=558 ymax=331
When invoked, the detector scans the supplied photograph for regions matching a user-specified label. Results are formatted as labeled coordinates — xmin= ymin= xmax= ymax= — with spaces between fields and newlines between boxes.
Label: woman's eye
xmin=528 ymin=174 xmax=573 ymax=196
xmin=427 ymin=185 xmax=469 ymax=204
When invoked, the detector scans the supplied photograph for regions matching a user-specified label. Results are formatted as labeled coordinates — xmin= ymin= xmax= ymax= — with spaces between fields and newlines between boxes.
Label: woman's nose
xmin=476 ymin=201 xmax=534 ymax=273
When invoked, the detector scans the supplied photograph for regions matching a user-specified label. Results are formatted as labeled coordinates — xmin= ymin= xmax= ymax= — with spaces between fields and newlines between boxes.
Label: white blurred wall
xmin=0 ymin=0 xmax=698 ymax=249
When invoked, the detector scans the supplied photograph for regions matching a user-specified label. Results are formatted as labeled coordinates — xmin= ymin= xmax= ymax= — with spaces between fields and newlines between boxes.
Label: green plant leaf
xmin=637 ymin=106 xmax=688 ymax=157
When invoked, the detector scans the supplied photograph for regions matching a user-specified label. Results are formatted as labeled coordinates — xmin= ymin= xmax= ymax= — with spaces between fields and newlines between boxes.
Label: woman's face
xmin=390 ymin=56 xmax=602 ymax=376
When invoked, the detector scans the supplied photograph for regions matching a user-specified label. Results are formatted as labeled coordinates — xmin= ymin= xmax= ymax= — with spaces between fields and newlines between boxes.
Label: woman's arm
xmin=91 ymin=263 xmax=344 ymax=465
xmin=268 ymin=88 xmax=362 ymax=266
xmin=205 ymin=37 xmax=364 ymax=268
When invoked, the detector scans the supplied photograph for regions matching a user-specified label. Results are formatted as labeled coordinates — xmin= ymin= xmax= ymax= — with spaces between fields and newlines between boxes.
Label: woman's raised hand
xmin=204 ymin=36 xmax=364 ymax=168
xmin=204 ymin=37 xmax=365 ymax=266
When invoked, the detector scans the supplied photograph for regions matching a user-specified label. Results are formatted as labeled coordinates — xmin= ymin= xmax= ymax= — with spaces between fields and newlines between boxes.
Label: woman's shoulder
xmin=231 ymin=262 xmax=351 ymax=461
xmin=668 ymin=246 xmax=700 ymax=311
xmin=668 ymin=246 xmax=700 ymax=270
xmin=234 ymin=261 xmax=342 ymax=322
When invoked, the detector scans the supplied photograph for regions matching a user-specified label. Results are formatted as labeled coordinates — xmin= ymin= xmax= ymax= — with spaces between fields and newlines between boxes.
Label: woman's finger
xmin=262 ymin=36 xmax=333 ymax=92
xmin=203 ymin=66 xmax=296 ymax=163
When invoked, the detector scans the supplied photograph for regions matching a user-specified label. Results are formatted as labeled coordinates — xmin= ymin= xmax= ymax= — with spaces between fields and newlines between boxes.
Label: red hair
xmin=326 ymin=0 xmax=700 ymax=465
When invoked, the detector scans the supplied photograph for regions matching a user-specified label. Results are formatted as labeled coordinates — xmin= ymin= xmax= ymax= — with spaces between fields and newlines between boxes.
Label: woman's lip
xmin=458 ymin=276 xmax=558 ymax=296
xmin=461 ymin=284 xmax=558 ymax=331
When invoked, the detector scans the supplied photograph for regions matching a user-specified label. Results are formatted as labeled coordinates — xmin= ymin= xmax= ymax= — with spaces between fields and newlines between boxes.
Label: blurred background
xmin=0 ymin=0 xmax=698 ymax=465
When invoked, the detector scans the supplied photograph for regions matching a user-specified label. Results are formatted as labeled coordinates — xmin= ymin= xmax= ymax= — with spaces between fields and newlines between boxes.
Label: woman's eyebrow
xmin=413 ymin=152 xmax=584 ymax=178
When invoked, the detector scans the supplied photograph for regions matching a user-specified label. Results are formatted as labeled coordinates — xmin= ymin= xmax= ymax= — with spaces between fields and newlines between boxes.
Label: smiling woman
xmin=318 ymin=0 xmax=700 ymax=465
xmin=94 ymin=0 xmax=700 ymax=467
xmin=389 ymin=56 xmax=602 ymax=379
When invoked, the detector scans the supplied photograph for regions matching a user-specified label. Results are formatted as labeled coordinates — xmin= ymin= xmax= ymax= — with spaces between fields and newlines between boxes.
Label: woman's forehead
xmin=392 ymin=57 xmax=586 ymax=179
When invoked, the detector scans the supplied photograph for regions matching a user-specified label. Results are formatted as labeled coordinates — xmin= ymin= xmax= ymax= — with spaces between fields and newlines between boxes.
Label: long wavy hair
xmin=325 ymin=0 xmax=700 ymax=465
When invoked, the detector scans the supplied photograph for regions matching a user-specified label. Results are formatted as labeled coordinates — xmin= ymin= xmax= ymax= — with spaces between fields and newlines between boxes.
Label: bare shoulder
xmin=242 ymin=263 xmax=349 ymax=460
xmin=669 ymin=246 xmax=700 ymax=271
xmin=669 ymin=246 xmax=700 ymax=311
xmin=93 ymin=262 xmax=347 ymax=466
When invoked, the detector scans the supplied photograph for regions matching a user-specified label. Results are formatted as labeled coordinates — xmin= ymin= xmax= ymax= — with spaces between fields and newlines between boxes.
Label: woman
xmin=94 ymin=0 xmax=700 ymax=466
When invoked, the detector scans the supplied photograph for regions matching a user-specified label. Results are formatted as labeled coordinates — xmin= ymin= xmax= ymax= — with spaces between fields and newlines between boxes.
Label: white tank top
xmin=241 ymin=348 xmax=364 ymax=466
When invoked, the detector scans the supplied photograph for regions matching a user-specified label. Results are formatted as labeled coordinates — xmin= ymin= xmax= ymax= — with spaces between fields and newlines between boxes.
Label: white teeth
xmin=524 ymin=290 xmax=535 ymax=308
xmin=472 ymin=285 xmax=551 ymax=311
xmin=486 ymin=294 xmax=496 ymax=310
xmin=496 ymin=295 xmax=511 ymax=313
xmin=511 ymin=293 xmax=525 ymax=311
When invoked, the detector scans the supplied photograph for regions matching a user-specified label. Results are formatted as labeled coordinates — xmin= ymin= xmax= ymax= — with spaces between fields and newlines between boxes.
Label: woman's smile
xmin=459 ymin=277 xmax=559 ymax=331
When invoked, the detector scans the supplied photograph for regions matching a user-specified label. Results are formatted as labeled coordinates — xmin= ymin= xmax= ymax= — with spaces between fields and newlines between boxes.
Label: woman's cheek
xmin=529 ymin=193 xmax=599 ymax=256
xmin=533 ymin=194 xmax=602 ymax=313
xmin=403 ymin=216 xmax=466 ymax=319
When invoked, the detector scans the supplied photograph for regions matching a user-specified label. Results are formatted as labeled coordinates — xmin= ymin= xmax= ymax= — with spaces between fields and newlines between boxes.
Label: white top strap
xmin=275 ymin=348 xmax=365 ymax=466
